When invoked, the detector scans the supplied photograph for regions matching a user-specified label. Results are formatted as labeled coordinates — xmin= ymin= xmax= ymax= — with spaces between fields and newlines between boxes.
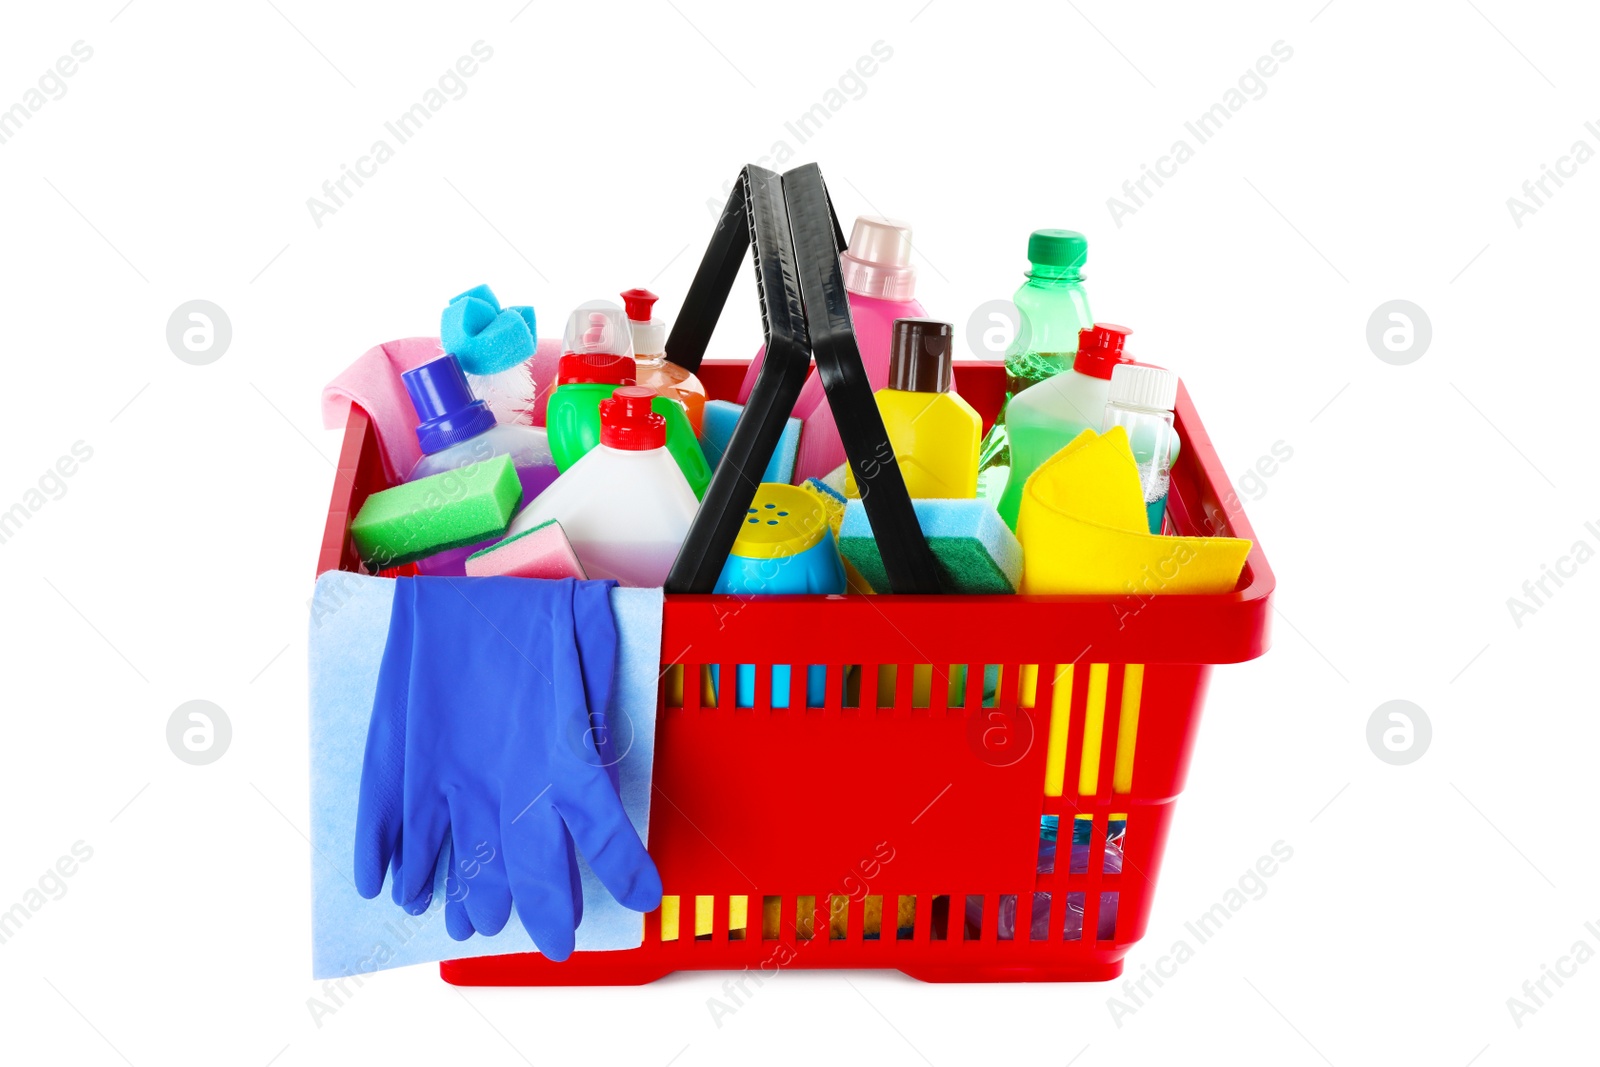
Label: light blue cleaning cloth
xmin=308 ymin=571 xmax=662 ymax=978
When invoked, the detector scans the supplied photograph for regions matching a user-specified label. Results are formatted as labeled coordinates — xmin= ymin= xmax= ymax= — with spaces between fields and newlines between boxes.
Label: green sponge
xmin=349 ymin=455 xmax=522 ymax=568
xmin=839 ymin=498 xmax=1022 ymax=595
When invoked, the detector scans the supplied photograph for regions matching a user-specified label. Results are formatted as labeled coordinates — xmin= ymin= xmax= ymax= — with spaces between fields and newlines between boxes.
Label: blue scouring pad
xmin=838 ymin=498 xmax=1022 ymax=594
xmin=699 ymin=399 xmax=802 ymax=484
xmin=441 ymin=284 xmax=536 ymax=376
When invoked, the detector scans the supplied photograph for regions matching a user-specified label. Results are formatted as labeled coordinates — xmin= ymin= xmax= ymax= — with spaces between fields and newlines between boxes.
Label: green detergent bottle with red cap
xmin=545 ymin=299 xmax=711 ymax=497
xmin=997 ymin=322 xmax=1134 ymax=529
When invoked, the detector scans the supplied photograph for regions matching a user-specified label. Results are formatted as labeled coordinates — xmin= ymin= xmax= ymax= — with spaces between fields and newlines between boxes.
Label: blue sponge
xmin=699 ymin=399 xmax=802 ymax=484
xmin=441 ymin=284 xmax=536 ymax=376
xmin=838 ymin=498 xmax=1022 ymax=594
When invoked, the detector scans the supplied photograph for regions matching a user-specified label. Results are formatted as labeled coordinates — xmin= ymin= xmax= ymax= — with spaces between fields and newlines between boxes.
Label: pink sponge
xmin=465 ymin=519 xmax=587 ymax=580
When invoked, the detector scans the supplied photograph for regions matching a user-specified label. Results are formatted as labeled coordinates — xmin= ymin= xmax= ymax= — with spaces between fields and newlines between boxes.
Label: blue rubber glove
xmin=354 ymin=576 xmax=661 ymax=960
xmin=432 ymin=577 xmax=625 ymax=943
xmin=354 ymin=577 xmax=516 ymax=936
xmin=353 ymin=578 xmax=434 ymax=915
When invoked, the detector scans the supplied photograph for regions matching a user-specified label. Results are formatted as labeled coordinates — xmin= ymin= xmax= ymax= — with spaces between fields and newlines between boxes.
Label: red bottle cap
xmin=621 ymin=288 xmax=658 ymax=323
xmin=599 ymin=386 xmax=666 ymax=450
xmin=557 ymin=352 xmax=637 ymax=386
xmin=1072 ymin=323 xmax=1134 ymax=380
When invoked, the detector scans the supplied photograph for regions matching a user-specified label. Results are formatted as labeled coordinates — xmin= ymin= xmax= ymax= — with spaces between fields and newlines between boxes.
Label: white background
xmin=2 ymin=1 xmax=1596 ymax=1064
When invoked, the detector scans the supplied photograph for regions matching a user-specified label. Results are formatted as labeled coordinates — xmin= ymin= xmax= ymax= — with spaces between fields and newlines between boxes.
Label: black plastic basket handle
xmin=664 ymin=163 xmax=940 ymax=595
xmin=781 ymin=165 xmax=939 ymax=593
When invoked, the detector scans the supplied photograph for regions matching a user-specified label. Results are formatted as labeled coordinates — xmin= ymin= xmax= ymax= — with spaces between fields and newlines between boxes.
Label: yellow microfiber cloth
xmin=1017 ymin=427 xmax=1251 ymax=596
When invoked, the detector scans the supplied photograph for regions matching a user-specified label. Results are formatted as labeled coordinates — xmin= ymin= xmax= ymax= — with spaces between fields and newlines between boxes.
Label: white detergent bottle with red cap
xmin=735 ymin=216 xmax=928 ymax=483
xmin=504 ymin=386 xmax=699 ymax=587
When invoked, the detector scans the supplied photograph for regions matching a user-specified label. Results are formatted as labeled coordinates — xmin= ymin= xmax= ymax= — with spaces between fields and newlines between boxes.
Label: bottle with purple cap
xmin=402 ymin=353 xmax=559 ymax=574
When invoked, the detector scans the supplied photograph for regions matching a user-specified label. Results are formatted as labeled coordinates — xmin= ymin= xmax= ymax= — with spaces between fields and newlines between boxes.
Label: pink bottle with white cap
xmin=736 ymin=216 xmax=927 ymax=483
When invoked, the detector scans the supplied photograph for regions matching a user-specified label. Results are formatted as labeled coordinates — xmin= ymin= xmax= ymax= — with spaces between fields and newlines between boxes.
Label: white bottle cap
xmin=1108 ymin=363 xmax=1178 ymax=411
xmin=840 ymin=216 xmax=917 ymax=300
xmin=630 ymin=319 xmax=667 ymax=357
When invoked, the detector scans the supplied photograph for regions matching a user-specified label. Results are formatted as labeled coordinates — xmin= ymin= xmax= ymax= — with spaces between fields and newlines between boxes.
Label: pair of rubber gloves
xmin=353 ymin=576 xmax=662 ymax=961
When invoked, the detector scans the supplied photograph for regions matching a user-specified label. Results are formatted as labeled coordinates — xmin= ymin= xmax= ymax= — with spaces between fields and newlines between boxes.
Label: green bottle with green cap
xmin=977 ymin=229 xmax=1093 ymax=501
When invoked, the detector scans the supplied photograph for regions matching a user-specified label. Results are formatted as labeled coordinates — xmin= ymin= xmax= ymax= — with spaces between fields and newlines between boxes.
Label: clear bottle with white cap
xmin=1101 ymin=363 xmax=1180 ymax=534
xmin=735 ymin=215 xmax=929 ymax=482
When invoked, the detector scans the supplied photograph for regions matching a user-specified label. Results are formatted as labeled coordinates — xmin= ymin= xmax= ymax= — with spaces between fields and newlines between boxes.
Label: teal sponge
xmin=440 ymin=284 xmax=536 ymax=375
xmin=839 ymin=498 xmax=1022 ymax=594
xmin=350 ymin=455 xmax=522 ymax=568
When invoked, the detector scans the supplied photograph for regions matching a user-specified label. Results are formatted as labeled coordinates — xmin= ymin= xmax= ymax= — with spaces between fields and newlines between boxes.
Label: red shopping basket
xmin=315 ymin=165 xmax=1273 ymax=984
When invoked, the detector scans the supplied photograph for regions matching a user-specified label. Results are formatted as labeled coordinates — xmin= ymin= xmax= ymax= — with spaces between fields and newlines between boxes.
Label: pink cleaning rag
xmin=322 ymin=337 xmax=442 ymax=485
xmin=323 ymin=336 xmax=563 ymax=484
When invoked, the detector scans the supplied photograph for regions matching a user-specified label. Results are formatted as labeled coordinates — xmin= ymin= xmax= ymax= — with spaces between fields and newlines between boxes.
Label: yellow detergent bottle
xmin=846 ymin=318 xmax=981 ymax=499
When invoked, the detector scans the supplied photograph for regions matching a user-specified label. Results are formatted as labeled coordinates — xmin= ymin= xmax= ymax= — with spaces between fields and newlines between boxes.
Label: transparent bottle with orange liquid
xmin=622 ymin=288 xmax=705 ymax=435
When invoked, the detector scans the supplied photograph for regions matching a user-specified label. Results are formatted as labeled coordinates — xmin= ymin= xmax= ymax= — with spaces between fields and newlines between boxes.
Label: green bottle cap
xmin=1026 ymin=229 xmax=1088 ymax=270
